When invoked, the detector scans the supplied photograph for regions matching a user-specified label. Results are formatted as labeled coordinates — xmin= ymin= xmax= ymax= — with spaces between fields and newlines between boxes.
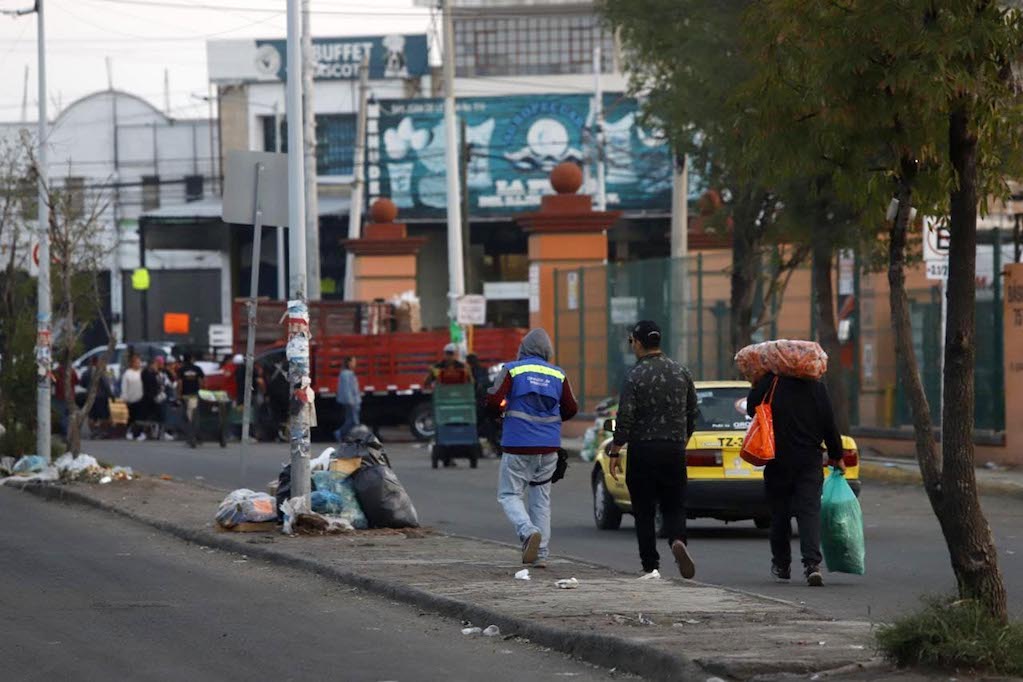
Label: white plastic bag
xmin=280 ymin=494 xmax=312 ymax=535
xmin=216 ymin=489 xmax=277 ymax=528
xmin=310 ymin=447 xmax=334 ymax=472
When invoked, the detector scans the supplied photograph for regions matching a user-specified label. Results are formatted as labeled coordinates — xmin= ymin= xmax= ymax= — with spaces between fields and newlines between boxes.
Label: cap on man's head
xmin=443 ymin=343 xmax=458 ymax=354
xmin=631 ymin=320 xmax=662 ymax=348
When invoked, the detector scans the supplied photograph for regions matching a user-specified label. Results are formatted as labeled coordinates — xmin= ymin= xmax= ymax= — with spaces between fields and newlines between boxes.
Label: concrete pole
xmin=670 ymin=154 xmax=689 ymax=367
xmin=302 ymin=0 xmax=320 ymax=301
xmin=442 ymin=0 xmax=465 ymax=318
xmin=274 ymin=102 xmax=286 ymax=300
xmin=344 ymin=54 xmax=370 ymax=301
xmin=286 ymin=0 xmax=311 ymax=500
xmin=592 ymin=45 xmax=606 ymax=212
xmin=36 ymin=0 xmax=51 ymax=460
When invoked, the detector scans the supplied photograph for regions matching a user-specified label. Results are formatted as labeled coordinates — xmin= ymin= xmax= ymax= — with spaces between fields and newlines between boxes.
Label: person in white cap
xmin=424 ymin=343 xmax=472 ymax=388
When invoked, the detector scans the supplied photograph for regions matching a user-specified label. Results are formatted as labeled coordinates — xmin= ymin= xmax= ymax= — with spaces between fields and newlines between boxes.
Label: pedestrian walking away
xmin=176 ymin=353 xmax=205 ymax=448
xmin=334 ymin=356 xmax=361 ymax=442
xmin=608 ymin=320 xmax=698 ymax=580
xmin=747 ymin=372 xmax=846 ymax=586
xmin=487 ymin=329 xmax=578 ymax=568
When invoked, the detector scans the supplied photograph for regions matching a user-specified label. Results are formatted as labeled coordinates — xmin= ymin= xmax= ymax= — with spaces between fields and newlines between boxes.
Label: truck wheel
xmin=409 ymin=402 xmax=434 ymax=441
xmin=593 ymin=468 xmax=623 ymax=530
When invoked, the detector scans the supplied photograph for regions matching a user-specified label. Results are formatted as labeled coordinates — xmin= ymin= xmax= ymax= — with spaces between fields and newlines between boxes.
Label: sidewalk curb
xmin=859 ymin=461 xmax=1023 ymax=500
xmin=13 ymin=482 xmax=706 ymax=682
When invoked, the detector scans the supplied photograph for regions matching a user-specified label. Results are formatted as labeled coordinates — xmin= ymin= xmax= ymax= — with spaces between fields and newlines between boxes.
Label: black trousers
xmin=763 ymin=458 xmax=824 ymax=569
xmin=625 ymin=440 xmax=687 ymax=572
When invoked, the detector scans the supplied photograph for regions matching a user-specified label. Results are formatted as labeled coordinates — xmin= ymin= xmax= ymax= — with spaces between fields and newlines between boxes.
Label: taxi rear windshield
xmin=695 ymin=387 xmax=752 ymax=432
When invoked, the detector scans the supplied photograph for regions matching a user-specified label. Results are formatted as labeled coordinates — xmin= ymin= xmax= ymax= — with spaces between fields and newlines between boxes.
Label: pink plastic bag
xmin=735 ymin=340 xmax=828 ymax=382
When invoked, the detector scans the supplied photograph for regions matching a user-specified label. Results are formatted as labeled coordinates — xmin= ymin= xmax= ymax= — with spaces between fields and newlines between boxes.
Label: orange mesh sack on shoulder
xmin=741 ymin=377 xmax=778 ymax=467
xmin=735 ymin=340 xmax=827 ymax=381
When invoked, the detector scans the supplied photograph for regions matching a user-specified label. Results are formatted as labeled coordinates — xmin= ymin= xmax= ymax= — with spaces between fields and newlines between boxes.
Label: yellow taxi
xmin=592 ymin=380 xmax=861 ymax=531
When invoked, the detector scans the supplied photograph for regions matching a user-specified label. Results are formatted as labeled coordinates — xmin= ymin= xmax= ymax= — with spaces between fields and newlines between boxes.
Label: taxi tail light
xmin=686 ymin=449 xmax=723 ymax=467
xmin=842 ymin=449 xmax=859 ymax=468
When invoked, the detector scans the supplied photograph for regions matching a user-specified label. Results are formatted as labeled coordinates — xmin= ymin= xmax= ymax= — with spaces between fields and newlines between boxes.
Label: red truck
xmin=243 ymin=326 xmax=522 ymax=442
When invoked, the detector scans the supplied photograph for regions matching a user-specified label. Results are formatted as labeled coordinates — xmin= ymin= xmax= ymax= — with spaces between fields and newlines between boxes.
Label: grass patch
xmin=877 ymin=595 xmax=1023 ymax=675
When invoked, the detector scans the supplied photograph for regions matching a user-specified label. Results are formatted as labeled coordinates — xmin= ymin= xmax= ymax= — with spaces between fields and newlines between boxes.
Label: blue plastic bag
xmin=12 ymin=455 xmax=47 ymax=475
xmin=820 ymin=468 xmax=866 ymax=575
xmin=311 ymin=471 xmax=368 ymax=529
xmin=310 ymin=490 xmax=344 ymax=515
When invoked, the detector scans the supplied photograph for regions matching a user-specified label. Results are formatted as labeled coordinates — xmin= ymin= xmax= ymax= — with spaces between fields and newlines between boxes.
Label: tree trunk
xmin=730 ymin=188 xmax=764 ymax=357
xmin=811 ymin=236 xmax=850 ymax=434
xmin=943 ymin=106 xmax=1007 ymax=623
xmin=62 ymin=257 xmax=81 ymax=456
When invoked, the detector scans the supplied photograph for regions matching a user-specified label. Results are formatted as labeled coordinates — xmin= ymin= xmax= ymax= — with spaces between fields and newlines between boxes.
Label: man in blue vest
xmin=487 ymin=329 xmax=578 ymax=567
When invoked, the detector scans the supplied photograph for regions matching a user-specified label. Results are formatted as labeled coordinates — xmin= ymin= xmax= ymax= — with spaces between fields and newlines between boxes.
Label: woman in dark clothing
xmin=81 ymin=357 xmax=113 ymax=436
xmin=747 ymin=373 xmax=846 ymax=586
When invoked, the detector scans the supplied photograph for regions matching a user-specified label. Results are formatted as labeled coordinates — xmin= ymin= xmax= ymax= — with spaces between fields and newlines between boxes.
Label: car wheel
xmin=409 ymin=402 xmax=435 ymax=441
xmin=754 ymin=516 xmax=771 ymax=530
xmin=593 ymin=469 xmax=623 ymax=530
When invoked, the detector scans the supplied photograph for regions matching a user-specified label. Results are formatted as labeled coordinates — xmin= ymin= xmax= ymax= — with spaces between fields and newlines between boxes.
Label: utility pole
xmin=21 ymin=64 xmax=29 ymax=123
xmin=592 ymin=45 xmax=606 ymax=212
xmin=35 ymin=0 xmax=51 ymax=460
xmin=273 ymin=101 xmax=286 ymax=299
xmin=460 ymin=118 xmax=472 ymax=293
xmin=286 ymin=0 xmax=311 ymax=500
xmin=302 ymin=0 xmax=320 ymax=301
xmin=442 ymin=0 xmax=465 ymax=320
xmin=670 ymin=153 xmax=689 ymax=367
xmin=344 ymin=54 xmax=370 ymax=301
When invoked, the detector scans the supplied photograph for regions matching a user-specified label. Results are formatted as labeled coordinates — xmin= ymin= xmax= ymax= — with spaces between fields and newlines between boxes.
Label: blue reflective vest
xmin=501 ymin=358 xmax=566 ymax=449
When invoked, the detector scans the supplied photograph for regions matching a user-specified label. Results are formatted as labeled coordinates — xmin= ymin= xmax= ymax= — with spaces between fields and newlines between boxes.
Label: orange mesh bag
xmin=740 ymin=377 xmax=778 ymax=466
xmin=735 ymin=340 xmax=828 ymax=381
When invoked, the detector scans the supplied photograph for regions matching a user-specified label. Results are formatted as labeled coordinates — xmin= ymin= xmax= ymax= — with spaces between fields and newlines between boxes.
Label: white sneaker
xmin=137 ymin=432 xmax=147 ymax=442
xmin=638 ymin=569 xmax=661 ymax=580
xmin=126 ymin=432 xmax=135 ymax=441
xmin=162 ymin=432 xmax=175 ymax=441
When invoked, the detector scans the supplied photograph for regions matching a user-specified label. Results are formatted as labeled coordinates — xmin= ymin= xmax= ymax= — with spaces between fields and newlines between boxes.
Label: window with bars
xmin=454 ymin=14 xmax=615 ymax=78
xmin=261 ymin=113 xmax=358 ymax=177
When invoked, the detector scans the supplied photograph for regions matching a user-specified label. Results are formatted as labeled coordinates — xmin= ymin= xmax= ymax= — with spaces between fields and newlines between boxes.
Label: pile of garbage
xmin=215 ymin=426 xmax=420 ymax=536
xmin=0 ymin=453 xmax=134 ymax=485
xmin=734 ymin=339 xmax=828 ymax=383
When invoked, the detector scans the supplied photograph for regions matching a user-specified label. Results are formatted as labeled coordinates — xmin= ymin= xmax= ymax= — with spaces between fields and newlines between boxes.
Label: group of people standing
xmin=82 ymin=352 xmax=206 ymax=447
xmin=488 ymin=321 xmax=846 ymax=587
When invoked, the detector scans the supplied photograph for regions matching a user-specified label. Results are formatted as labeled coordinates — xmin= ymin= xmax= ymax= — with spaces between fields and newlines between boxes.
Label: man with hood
xmin=486 ymin=329 xmax=578 ymax=567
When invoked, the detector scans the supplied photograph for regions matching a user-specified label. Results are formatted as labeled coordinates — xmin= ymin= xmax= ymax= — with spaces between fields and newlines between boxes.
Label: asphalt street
xmin=86 ymin=436 xmax=1023 ymax=622
xmin=0 ymin=486 xmax=632 ymax=682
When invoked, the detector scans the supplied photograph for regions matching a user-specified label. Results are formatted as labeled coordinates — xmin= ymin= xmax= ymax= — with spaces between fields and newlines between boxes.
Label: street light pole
xmin=36 ymin=0 xmax=52 ymax=461
xmin=286 ymin=0 xmax=311 ymax=500
xmin=442 ymin=0 xmax=465 ymax=321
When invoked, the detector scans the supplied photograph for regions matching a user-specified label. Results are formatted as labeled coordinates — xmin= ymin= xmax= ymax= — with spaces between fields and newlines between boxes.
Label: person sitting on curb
xmin=486 ymin=329 xmax=577 ymax=568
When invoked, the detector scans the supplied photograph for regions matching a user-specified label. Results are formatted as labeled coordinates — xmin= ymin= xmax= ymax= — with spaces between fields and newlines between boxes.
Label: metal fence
xmin=553 ymin=235 xmax=1012 ymax=434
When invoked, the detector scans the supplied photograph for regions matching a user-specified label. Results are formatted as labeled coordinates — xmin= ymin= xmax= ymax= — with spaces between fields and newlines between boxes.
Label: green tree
xmin=599 ymin=0 xmax=811 ymax=357
xmin=740 ymin=0 xmax=1023 ymax=622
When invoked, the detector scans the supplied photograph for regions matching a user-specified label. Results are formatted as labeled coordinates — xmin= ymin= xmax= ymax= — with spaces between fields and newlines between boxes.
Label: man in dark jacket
xmin=487 ymin=329 xmax=578 ymax=568
xmin=747 ymin=372 xmax=846 ymax=586
xmin=609 ymin=320 xmax=698 ymax=579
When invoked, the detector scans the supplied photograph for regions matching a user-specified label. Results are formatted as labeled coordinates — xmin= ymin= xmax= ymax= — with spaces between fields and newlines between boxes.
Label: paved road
xmin=86 ymin=437 xmax=1023 ymax=621
xmin=0 ymin=486 xmax=631 ymax=682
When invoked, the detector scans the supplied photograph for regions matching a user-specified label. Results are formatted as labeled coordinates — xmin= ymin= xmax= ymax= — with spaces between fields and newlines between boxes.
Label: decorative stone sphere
xmin=370 ymin=198 xmax=398 ymax=223
xmin=550 ymin=162 xmax=583 ymax=194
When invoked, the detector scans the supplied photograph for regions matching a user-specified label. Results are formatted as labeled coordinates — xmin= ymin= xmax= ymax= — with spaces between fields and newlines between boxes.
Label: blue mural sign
xmin=366 ymin=94 xmax=681 ymax=218
xmin=254 ymin=34 xmax=428 ymax=81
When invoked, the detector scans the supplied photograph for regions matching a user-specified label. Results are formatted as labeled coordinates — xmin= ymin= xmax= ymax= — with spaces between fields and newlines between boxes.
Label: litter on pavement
xmin=482 ymin=625 xmax=501 ymax=637
xmin=555 ymin=578 xmax=579 ymax=589
xmin=216 ymin=489 xmax=278 ymax=529
xmin=514 ymin=569 xmax=531 ymax=581
xmin=0 ymin=453 xmax=134 ymax=486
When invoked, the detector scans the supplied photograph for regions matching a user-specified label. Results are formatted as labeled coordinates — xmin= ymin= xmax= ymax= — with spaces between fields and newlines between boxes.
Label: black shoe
xmin=805 ymin=565 xmax=824 ymax=587
xmin=671 ymin=540 xmax=695 ymax=579
xmin=772 ymin=563 xmax=791 ymax=581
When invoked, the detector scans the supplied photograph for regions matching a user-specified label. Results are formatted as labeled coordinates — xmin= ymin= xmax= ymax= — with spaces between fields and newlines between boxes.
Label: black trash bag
xmin=337 ymin=425 xmax=390 ymax=468
xmin=276 ymin=463 xmax=291 ymax=522
xmin=351 ymin=464 xmax=419 ymax=529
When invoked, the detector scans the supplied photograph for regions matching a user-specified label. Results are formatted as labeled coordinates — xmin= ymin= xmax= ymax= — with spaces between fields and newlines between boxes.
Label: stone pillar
xmin=1004 ymin=263 xmax=1023 ymax=457
xmin=515 ymin=162 xmax=621 ymax=409
xmin=341 ymin=198 xmax=426 ymax=301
